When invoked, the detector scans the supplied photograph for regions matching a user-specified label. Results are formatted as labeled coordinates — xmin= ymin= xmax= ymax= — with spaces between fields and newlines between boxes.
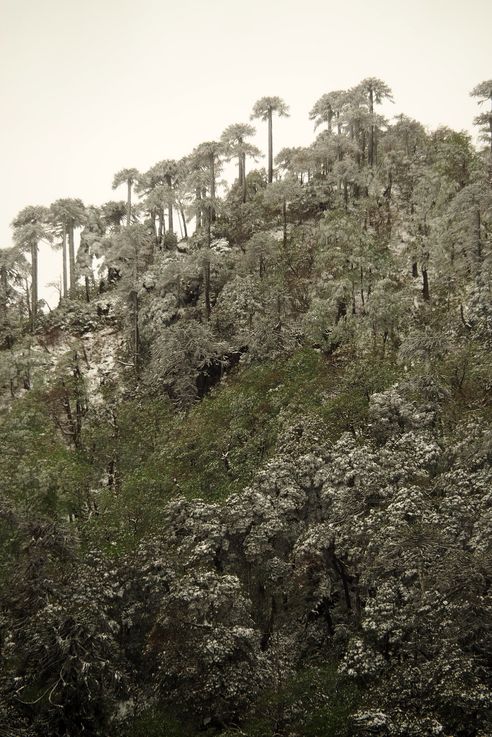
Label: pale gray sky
xmin=1 ymin=0 xmax=490 ymax=299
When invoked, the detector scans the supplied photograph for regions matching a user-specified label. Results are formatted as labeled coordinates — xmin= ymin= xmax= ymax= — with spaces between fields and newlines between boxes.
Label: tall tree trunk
xmin=158 ymin=207 xmax=164 ymax=245
xmin=238 ymin=152 xmax=244 ymax=189
xmin=488 ymin=112 xmax=492 ymax=184
xmin=368 ymin=88 xmax=374 ymax=168
xmin=126 ymin=179 xmax=132 ymax=226
xmin=268 ymin=109 xmax=273 ymax=183
xmin=204 ymin=208 xmax=212 ymax=319
xmin=62 ymin=224 xmax=68 ymax=298
xmin=282 ymin=197 xmax=287 ymax=248
xmin=84 ymin=276 xmax=90 ymax=303
xmin=168 ymin=202 xmax=174 ymax=234
xmin=422 ymin=267 xmax=430 ymax=301
xmin=30 ymin=242 xmax=38 ymax=331
xmin=179 ymin=205 xmax=188 ymax=239
xmin=133 ymin=291 xmax=139 ymax=373
xmin=489 ymin=111 xmax=492 ymax=158
xmin=24 ymin=279 xmax=31 ymax=322
xmin=210 ymin=153 xmax=216 ymax=223
xmin=166 ymin=175 xmax=174 ymax=233
xmin=132 ymin=247 xmax=139 ymax=373
xmin=0 ymin=265 xmax=7 ymax=303
xmin=151 ymin=209 xmax=158 ymax=247
xmin=195 ymin=188 xmax=202 ymax=230
xmin=241 ymin=152 xmax=247 ymax=203
xmin=203 ymin=259 xmax=211 ymax=320
xmin=68 ymin=224 xmax=76 ymax=297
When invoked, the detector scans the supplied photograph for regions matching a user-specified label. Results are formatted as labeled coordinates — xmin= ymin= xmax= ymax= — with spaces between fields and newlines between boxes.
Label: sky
xmin=0 ymin=0 xmax=490 ymax=302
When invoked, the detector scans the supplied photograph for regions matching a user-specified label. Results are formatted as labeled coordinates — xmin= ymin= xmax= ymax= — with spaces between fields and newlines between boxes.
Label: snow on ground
xmin=1 ymin=307 xmax=125 ymax=409
xmin=81 ymin=326 xmax=124 ymax=405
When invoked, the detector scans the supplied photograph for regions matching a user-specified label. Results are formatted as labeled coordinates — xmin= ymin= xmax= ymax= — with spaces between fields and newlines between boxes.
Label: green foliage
xmin=1 ymin=80 xmax=491 ymax=737
xmin=233 ymin=664 xmax=361 ymax=737
xmin=0 ymin=392 xmax=93 ymax=517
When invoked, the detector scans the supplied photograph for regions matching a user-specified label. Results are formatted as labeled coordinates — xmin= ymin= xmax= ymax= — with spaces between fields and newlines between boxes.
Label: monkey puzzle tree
xmin=77 ymin=206 xmax=105 ymax=302
xmin=309 ymin=90 xmax=348 ymax=133
xmin=221 ymin=122 xmax=261 ymax=202
xmin=139 ymin=160 xmax=180 ymax=241
xmin=191 ymin=141 xmax=223 ymax=223
xmin=262 ymin=177 xmax=303 ymax=250
xmin=11 ymin=206 xmax=52 ymax=330
xmin=112 ymin=167 xmax=140 ymax=226
xmin=356 ymin=78 xmax=393 ymax=167
xmin=160 ymin=159 xmax=179 ymax=235
xmin=0 ymin=246 xmax=28 ymax=348
xmin=174 ymin=156 xmax=192 ymax=239
xmin=49 ymin=203 xmax=68 ymax=298
xmin=275 ymin=146 xmax=316 ymax=184
xmin=105 ymin=223 xmax=153 ymax=371
xmin=471 ymin=80 xmax=492 ymax=180
xmin=189 ymin=142 xmax=224 ymax=319
xmin=50 ymin=198 xmax=86 ymax=297
xmin=100 ymin=200 xmax=127 ymax=232
xmin=251 ymin=96 xmax=290 ymax=183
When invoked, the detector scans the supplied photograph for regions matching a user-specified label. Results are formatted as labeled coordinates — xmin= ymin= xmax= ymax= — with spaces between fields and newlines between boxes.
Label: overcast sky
xmin=1 ymin=0 xmax=490 ymax=299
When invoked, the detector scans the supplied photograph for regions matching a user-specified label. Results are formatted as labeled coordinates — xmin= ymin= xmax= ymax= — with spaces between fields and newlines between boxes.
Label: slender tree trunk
xmin=422 ymin=267 xmax=430 ymax=301
xmin=179 ymin=205 xmax=188 ymax=238
xmin=0 ymin=266 xmax=7 ymax=296
xmin=30 ymin=242 xmax=38 ymax=331
xmin=166 ymin=175 xmax=174 ymax=233
xmin=368 ymin=88 xmax=374 ymax=168
xmin=282 ymin=197 xmax=287 ymax=248
xmin=158 ymin=207 xmax=164 ymax=245
xmin=168 ymin=202 xmax=174 ymax=233
xmin=210 ymin=153 xmax=216 ymax=223
xmin=84 ymin=276 xmax=90 ymax=303
xmin=126 ymin=179 xmax=132 ymax=226
xmin=242 ymin=152 xmax=247 ymax=203
xmin=489 ymin=111 xmax=492 ymax=167
xmin=62 ymin=224 xmax=68 ymax=298
xmin=195 ymin=188 xmax=202 ymax=230
xmin=133 ymin=292 xmax=139 ymax=372
xmin=132 ymin=250 xmax=139 ymax=373
xmin=360 ymin=266 xmax=365 ymax=312
xmin=204 ymin=259 xmax=211 ymax=320
xmin=268 ymin=109 xmax=273 ymax=183
xmin=24 ymin=278 xmax=32 ymax=326
xmin=151 ymin=209 xmax=158 ymax=247
xmin=68 ymin=224 xmax=76 ymax=297
xmin=238 ymin=153 xmax=244 ymax=188
xmin=0 ymin=265 xmax=7 ymax=307
xmin=204 ymin=208 xmax=212 ymax=319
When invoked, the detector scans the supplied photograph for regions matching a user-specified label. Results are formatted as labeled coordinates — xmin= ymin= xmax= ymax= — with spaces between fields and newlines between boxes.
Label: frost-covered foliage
xmin=1 ymin=80 xmax=492 ymax=737
xmin=149 ymin=570 xmax=266 ymax=723
xmin=112 ymin=389 xmax=489 ymax=735
xmin=0 ymin=515 xmax=127 ymax=736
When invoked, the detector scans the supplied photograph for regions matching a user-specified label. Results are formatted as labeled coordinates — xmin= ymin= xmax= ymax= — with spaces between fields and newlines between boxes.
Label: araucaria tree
xmin=112 ymin=167 xmax=140 ymax=226
xmin=11 ymin=206 xmax=52 ymax=329
xmin=471 ymin=80 xmax=492 ymax=182
xmin=221 ymin=123 xmax=261 ymax=202
xmin=356 ymin=77 xmax=393 ymax=166
xmin=50 ymin=198 xmax=86 ymax=297
xmin=251 ymin=96 xmax=289 ymax=183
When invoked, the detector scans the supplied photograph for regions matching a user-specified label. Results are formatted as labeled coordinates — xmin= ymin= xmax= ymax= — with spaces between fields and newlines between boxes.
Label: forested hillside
xmin=1 ymin=79 xmax=491 ymax=737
